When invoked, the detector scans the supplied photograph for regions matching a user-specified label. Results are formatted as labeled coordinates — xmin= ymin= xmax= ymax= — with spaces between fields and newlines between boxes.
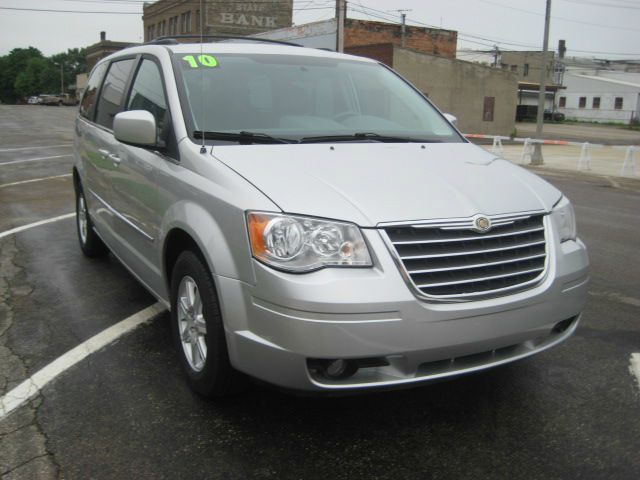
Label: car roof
xmin=104 ymin=41 xmax=377 ymax=65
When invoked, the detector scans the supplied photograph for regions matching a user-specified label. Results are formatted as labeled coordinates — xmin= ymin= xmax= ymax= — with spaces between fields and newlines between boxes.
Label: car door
xmin=109 ymin=55 xmax=175 ymax=296
xmin=85 ymin=57 xmax=137 ymax=245
xmin=76 ymin=61 xmax=110 ymax=232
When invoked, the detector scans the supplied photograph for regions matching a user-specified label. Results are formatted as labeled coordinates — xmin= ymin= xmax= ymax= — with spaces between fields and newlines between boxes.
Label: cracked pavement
xmin=1 ymin=105 xmax=639 ymax=479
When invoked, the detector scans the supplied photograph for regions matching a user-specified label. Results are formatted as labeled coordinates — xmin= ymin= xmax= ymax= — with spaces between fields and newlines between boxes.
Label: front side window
xmin=80 ymin=62 xmax=108 ymax=119
xmin=559 ymin=96 xmax=566 ymax=108
xmin=173 ymin=53 xmax=462 ymax=144
xmin=579 ymin=97 xmax=586 ymax=108
xmin=95 ymin=58 xmax=136 ymax=129
xmin=615 ymin=97 xmax=623 ymax=110
xmin=592 ymin=97 xmax=600 ymax=109
xmin=127 ymin=59 xmax=168 ymax=135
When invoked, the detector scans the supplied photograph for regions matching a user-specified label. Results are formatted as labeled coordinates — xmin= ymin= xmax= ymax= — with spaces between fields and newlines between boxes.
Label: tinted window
xmin=127 ymin=59 xmax=168 ymax=134
xmin=79 ymin=62 xmax=108 ymax=119
xmin=95 ymin=58 xmax=136 ymax=129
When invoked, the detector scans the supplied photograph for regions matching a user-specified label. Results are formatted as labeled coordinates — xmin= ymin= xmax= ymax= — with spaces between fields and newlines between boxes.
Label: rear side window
xmin=127 ymin=59 xmax=168 ymax=133
xmin=95 ymin=58 xmax=136 ymax=129
xmin=79 ymin=63 xmax=108 ymax=119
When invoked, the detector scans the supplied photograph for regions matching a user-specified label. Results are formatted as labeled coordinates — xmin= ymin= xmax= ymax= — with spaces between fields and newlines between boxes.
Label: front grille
xmin=382 ymin=212 xmax=548 ymax=299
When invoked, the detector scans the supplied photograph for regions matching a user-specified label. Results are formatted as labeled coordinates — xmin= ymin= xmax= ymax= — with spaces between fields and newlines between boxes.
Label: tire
xmin=76 ymin=187 xmax=108 ymax=258
xmin=170 ymin=250 xmax=246 ymax=398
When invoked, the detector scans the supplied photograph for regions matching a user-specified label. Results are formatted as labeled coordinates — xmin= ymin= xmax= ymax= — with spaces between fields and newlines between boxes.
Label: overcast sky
xmin=0 ymin=0 xmax=638 ymax=59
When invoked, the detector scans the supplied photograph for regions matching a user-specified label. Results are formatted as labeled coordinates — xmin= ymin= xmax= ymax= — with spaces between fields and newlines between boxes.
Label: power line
xmin=558 ymin=0 xmax=640 ymax=9
xmin=476 ymin=0 xmax=640 ymax=32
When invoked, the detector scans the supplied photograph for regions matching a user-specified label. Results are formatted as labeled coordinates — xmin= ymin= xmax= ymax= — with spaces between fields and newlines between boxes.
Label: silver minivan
xmin=73 ymin=39 xmax=589 ymax=397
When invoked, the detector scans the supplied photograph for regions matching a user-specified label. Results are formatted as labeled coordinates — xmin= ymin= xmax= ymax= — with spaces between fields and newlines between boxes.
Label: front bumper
xmin=218 ymin=228 xmax=589 ymax=392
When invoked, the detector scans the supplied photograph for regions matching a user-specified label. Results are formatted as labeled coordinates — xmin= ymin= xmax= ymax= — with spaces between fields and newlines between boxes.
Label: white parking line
xmin=630 ymin=354 xmax=640 ymax=392
xmin=0 ymin=303 xmax=165 ymax=419
xmin=0 ymin=154 xmax=72 ymax=166
xmin=0 ymin=144 xmax=72 ymax=153
xmin=0 ymin=213 xmax=75 ymax=240
xmin=0 ymin=173 xmax=72 ymax=189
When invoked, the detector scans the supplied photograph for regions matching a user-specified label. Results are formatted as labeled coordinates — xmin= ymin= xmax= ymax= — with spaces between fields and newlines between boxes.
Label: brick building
xmin=143 ymin=0 xmax=294 ymax=41
xmin=345 ymin=19 xmax=456 ymax=59
xmin=86 ymin=31 xmax=136 ymax=72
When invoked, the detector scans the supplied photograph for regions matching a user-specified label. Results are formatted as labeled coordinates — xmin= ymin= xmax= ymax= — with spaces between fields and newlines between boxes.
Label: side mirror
xmin=114 ymin=110 xmax=157 ymax=147
xmin=443 ymin=113 xmax=458 ymax=126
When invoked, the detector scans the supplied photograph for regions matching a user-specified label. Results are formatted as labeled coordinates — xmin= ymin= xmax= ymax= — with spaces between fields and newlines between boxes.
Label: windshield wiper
xmin=300 ymin=132 xmax=439 ymax=144
xmin=194 ymin=130 xmax=295 ymax=144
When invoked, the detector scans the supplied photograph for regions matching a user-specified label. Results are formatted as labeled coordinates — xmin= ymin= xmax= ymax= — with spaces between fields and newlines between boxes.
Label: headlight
xmin=551 ymin=196 xmax=576 ymax=242
xmin=247 ymin=212 xmax=372 ymax=272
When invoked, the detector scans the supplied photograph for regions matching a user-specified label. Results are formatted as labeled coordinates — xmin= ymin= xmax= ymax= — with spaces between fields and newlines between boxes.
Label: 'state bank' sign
xmin=206 ymin=1 xmax=293 ymax=34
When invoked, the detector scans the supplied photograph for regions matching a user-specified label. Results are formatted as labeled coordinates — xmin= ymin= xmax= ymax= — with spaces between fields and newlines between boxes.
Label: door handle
xmin=108 ymin=153 xmax=122 ymax=166
xmin=98 ymin=149 xmax=110 ymax=160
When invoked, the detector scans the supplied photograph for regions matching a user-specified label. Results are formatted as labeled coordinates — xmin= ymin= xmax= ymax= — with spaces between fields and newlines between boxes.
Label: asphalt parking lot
xmin=1 ymin=105 xmax=639 ymax=480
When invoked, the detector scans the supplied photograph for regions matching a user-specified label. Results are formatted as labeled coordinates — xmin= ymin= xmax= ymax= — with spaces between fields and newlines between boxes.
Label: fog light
xmin=323 ymin=359 xmax=358 ymax=379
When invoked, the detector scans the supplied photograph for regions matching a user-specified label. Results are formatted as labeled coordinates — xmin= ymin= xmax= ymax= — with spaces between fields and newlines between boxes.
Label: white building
xmin=557 ymin=71 xmax=640 ymax=124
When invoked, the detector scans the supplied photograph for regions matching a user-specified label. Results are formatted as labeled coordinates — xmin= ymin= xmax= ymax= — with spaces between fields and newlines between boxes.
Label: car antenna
xmin=199 ymin=0 xmax=207 ymax=154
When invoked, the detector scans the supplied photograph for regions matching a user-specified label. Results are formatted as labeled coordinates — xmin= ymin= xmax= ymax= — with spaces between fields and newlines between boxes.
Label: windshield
xmin=172 ymin=52 xmax=463 ymax=144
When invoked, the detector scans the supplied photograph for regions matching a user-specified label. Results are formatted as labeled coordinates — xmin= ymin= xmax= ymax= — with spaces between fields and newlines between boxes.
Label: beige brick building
xmin=143 ymin=0 xmax=294 ymax=42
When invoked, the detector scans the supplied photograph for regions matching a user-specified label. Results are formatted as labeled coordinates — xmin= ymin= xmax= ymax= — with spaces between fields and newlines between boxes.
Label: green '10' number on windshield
xmin=182 ymin=55 xmax=218 ymax=68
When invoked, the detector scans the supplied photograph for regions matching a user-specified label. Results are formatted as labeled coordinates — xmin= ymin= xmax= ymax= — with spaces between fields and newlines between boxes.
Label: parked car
xmin=27 ymin=95 xmax=42 ymax=105
xmin=74 ymin=40 xmax=589 ymax=397
xmin=40 ymin=94 xmax=62 ymax=106
xmin=544 ymin=109 xmax=565 ymax=122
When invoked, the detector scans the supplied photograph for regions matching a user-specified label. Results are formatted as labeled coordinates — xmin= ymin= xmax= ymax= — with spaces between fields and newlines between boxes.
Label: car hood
xmin=210 ymin=143 xmax=561 ymax=226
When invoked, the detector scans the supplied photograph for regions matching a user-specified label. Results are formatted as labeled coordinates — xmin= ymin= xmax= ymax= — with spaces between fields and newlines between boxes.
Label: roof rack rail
xmin=145 ymin=34 xmax=302 ymax=48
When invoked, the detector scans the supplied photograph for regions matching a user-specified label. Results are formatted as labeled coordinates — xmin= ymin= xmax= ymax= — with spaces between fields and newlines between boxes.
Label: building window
xmin=195 ymin=10 xmax=200 ymax=31
xmin=592 ymin=97 xmax=600 ymax=109
xmin=147 ymin=25 xmax=154 ymax=40
xmin=559 ymin=96 xmax=566 ymax=108
xmin=615 ymin=97 xmax=623 ymax=109
xmin=181 ymin=11 xmax=192 ymax=33
xmin=579 ymin=97 xmax=586 ymax=108
xmin=510 ymin=65 xmax=518 ymax=72
xmin=523 ymin=63 xmax=529 ymax=76
xmin=483 ymin=96 xmax=495 ymax=122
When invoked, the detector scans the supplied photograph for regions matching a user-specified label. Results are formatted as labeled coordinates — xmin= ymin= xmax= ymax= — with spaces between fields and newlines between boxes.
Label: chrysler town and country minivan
xmin=73 ymin=38 xmax=589 ymax=397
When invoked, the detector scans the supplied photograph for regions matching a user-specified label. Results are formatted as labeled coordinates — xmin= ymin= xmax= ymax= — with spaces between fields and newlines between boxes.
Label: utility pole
xmin=336 ymin=0 xmax=346 ymax=52
xmin=60 ymin=62 xmax=64 ymax=96
xmin=531 ymin=0 xmax=552 ymax=165
xmin=393 ymin=9 xmax=412 ymax=48
xmin=493 ymin=45 xmax=499 ymax=67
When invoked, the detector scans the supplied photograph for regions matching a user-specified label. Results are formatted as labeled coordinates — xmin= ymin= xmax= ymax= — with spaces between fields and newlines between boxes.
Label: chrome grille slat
xmin=399 ymin=239 xmax=546 ymax=260
xmin=415 ymin=267 xmax=545 ymax=288
xmin=407 ymin=253 xmax=547 ymax=274
xmin=393 ymin=226 xmax=544 ymax=245
xmin=382 ymin=213 xmax=548 ymax=299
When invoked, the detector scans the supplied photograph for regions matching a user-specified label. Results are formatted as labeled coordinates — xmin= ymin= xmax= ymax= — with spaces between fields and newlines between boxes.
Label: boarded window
xmin=559 ymin=96 xmax=566 ymax=108
xmin=615 ymin=97 xmax=623 ymax=109
xmin=592 ymin=97 xmax=600 ymax=109
xmin=483 ymin=96 xmax=495 ymax=122
xmin=579 ymin=97 xmax=586 ymax=108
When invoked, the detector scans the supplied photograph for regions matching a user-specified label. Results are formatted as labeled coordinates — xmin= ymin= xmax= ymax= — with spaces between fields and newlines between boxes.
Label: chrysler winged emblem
xmin=473 ymin=215 xmax=492 ymax=233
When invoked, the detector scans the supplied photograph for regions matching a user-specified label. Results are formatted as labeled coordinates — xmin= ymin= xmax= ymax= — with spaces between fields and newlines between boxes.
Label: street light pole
xmin=59 ymin=62 xmax=64 ymax=96
xmin=531 ymin=0 xmax=552 ymax=165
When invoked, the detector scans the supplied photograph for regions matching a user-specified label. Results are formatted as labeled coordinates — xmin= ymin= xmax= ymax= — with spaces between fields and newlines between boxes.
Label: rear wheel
xmin=170 ymin=250 xmax=246 ymax=398
xmin=76 ymin=188 xmax=108 ymax=258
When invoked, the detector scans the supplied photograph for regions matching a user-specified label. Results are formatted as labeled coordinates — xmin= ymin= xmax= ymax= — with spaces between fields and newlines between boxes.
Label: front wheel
xmin=170 ymin=250 xmax=246 ymax=398
xmin=76 ymin=188 xmax=108 ymax=258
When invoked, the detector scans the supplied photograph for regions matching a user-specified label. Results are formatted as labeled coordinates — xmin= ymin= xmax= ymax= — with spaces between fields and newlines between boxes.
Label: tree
xmin=0 ymin=47 xmax=44 ymax=103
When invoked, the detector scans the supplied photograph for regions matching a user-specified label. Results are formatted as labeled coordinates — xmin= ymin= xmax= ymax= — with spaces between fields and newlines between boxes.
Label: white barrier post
xmin=620 ymin=146 xmax=638 ymax=177
xmin=577 ymin=142 xmax=592 ymax=171
xmin=521 ymin=138 xmax=533 ymax=164
xmin=490 ymin=136 xmax=504 ymax=157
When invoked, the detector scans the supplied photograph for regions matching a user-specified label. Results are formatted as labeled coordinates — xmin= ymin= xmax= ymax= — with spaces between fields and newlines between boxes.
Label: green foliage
xmin=0 ymin=46 xmax=87 ymax=103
